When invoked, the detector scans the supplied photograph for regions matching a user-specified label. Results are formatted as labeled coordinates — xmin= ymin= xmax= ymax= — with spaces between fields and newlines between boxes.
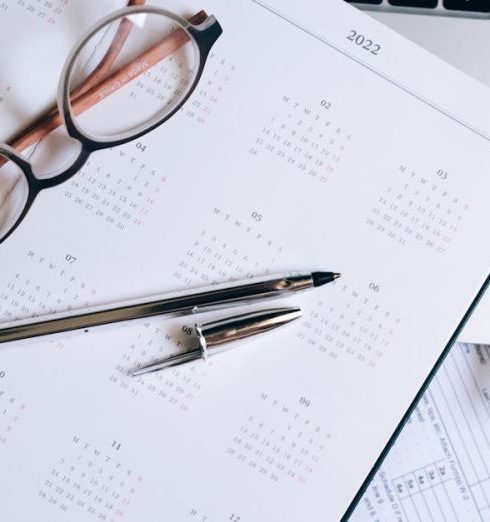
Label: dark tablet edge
xmin=341 ymin=273 xmax=490 ymax=521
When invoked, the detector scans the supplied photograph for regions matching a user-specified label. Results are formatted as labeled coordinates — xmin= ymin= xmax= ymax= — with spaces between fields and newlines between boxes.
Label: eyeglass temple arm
xmin=4 ymin=10 xmax=207 ymax=158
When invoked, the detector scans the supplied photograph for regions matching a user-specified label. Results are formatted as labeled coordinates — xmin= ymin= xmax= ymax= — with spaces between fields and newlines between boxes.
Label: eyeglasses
xmin=0 ymin=2 xmax=222 ymax=245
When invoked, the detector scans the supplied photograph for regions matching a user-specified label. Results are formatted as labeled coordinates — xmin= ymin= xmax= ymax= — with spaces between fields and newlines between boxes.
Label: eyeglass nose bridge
xmin=0 ymin=142 xmax=91 ymax=192
xmin=0 ymin=141 xmax=91 ymax=246
xmin=0 ymin=143 xmax=41 ymax=195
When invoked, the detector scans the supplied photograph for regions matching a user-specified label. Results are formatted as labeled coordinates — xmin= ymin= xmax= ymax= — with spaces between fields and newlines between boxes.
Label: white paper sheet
xmin=0 ymin=1 xmax=489 ymax=520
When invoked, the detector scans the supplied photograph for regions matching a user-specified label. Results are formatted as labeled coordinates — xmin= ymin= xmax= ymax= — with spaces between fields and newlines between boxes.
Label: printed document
xmin=353 ymin=343 xmax=490 ymax=522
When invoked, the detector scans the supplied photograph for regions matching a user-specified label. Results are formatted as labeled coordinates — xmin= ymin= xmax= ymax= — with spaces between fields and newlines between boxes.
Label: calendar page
xmin=1 ymin=1 xmax=490 ymax=521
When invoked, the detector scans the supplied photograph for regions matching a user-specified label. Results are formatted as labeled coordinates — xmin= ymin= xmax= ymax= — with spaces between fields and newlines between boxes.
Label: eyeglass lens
xmin=67 ymin=12 xmax=199 ymax=142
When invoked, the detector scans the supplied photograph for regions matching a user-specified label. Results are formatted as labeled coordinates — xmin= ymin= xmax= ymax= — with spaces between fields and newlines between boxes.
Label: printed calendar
xmin=0 ymin=0 xmax=490 ymax=520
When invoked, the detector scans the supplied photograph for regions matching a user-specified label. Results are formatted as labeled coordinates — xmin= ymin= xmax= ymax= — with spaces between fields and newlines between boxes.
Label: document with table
xmin=354 ymin=343 xmax=490 ymax=521
xmin=0 ymin=0 xmax=489 ymax=520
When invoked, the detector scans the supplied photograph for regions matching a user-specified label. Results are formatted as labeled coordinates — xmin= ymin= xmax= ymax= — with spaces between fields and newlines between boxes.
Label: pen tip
xmin=312 ymin=271 xmax=341 ymax=287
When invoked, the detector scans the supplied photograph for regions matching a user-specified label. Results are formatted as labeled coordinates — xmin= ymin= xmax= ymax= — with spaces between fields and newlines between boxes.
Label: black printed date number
xmin=346 ymin=30 xmax=381 ymax=56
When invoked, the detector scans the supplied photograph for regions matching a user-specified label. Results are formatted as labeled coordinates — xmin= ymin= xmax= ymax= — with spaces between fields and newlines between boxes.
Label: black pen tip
xmin=312 ymin=271 xmax=341 ymax=287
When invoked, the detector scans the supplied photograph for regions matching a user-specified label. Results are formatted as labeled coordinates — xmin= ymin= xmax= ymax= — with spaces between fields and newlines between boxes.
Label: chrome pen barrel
xmin=0 ymin=273 xmax=315 ymax=345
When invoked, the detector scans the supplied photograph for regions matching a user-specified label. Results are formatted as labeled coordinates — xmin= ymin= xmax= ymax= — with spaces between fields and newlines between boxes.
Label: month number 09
xmin=300 ymin=397 xmax=311 ymax=407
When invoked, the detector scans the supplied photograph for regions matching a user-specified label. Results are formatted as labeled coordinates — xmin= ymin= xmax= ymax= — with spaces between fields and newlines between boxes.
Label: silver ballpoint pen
xmin=0 ymin=271 xmax=340 ymax=345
